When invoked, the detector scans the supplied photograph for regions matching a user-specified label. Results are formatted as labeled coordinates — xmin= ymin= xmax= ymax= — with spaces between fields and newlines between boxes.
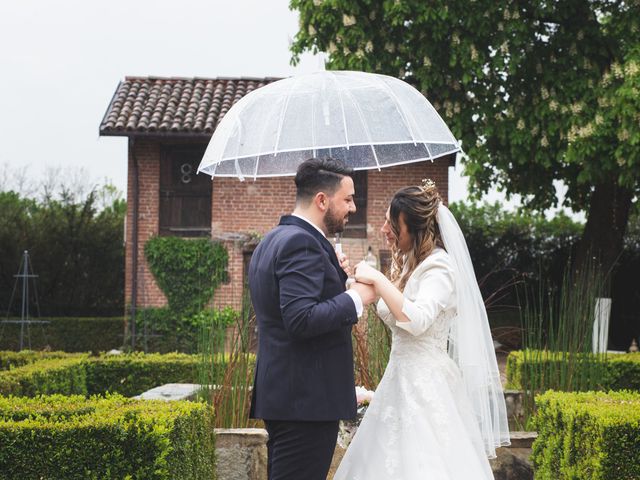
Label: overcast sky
xmin=0 ymin=0 xmax=580 ymax=217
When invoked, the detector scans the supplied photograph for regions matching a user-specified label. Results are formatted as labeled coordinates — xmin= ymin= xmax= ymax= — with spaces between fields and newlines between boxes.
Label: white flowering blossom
xmin=423 ymin=56 xmax=432 ymax=67
xmin=549 ymin=100 xmax=559 ymax=111
xmin=578 ymin=123 xmax=595 ymax=138
xmin=517 ymin=119 xmax=525 ymax=130
xmin=470 ymin=44 xmax=478 ymax=61
xmin=571 ymin=102 xmax=583 ymax=114
xmin=313 ymin=0 xmax=323 ymax=5
xmin=618 ymin=129 xmax=630 ymax=141
xmin=343 ymin=14 xmax=357 ymax=27
xmin=365 ymin=41 xmax=374 ymax=53
xmin=452 ymin=33 xmax=460 ymax=45
xmin=625 ymin=61 xmax=640 ymax=77
xmin=595 ymin=114 xmax=604 ymax=125
xmin=503 ymin=9 xmax=511 ymax=20
xmin=541 ymin=87 xmax=549 ymax=100
xmin=385 ymin=42 xmax=396 ymax=53
xmin=541 ymin=135 xmax=549 ymax=147
xmin=328 ymin=42 xmax=338 ymax=54
xmin=308 ymin=24 xmax=316 ymax=36
xmin=612 ymin=63 xmax=623 ymax=79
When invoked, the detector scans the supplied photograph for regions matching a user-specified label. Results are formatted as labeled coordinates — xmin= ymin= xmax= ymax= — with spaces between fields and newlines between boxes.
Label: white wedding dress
xmin=334 ymin=249 xmax=495 ymax=480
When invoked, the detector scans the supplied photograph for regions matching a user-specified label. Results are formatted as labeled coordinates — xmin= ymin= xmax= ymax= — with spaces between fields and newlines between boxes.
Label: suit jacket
xmin=249 ymin=215 xmax=359 ymax=421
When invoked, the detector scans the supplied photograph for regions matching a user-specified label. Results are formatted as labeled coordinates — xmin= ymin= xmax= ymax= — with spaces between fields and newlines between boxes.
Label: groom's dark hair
xmin=295 ymin=158 xmax=354 ymax=203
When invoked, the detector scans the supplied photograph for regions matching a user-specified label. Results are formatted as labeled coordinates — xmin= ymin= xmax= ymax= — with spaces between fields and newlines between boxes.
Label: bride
xmin=336 ymin=181 xmax=510 ymax=479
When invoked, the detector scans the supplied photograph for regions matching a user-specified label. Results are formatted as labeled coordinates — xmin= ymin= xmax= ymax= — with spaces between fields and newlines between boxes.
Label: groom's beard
xmin=324 ymin=204 xmax=349 ymax=235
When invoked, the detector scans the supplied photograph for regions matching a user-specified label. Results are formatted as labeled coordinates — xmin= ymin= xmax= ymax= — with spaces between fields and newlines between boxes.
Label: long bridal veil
xmin=437 ymin=204 xmax=510 ymax=458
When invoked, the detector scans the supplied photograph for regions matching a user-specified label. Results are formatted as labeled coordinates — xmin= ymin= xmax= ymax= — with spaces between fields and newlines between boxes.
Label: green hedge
xmin=0 ymin=350 xmax=73 ymax=370
xmin=0 ymin=356 xmax=89 ymax=397
xmin=506 ymin=350 xmax=640 ymax=391
xmin=532 ymin=390 xmax=640 ymax=480
xmin=133 ymin=307 xmax=238 ymax=354
xmin=0 ymin=351 xmax=251 ymax=398
xmin=0 ymin=317 xmax=124 ymax=352
xmin=0 ymin=394 xmax=216 ymax=479
xmin=84 ymin=352 xmax=201 ymax=397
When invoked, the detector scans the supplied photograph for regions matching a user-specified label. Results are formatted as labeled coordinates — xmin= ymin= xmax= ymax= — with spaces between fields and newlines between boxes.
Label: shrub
xmin=0 ymin=317 xmax=124 ymax=352
xmin=0 ymin=356 xmax=88 ymax=397
xmin=134 ymin=307 xmax=238 ymax=353
xmin=0 ymin=394 xmax=216 ymax=479
xmin=84 ymin=352 xmax=201 ymax=397
xmin=0 ymin=350 xmax=72 ymax=370
xmin=506 ymin=350 xmax=640 ymax=391
xmin=532 ymin=390 xmax=640 ymax=480
xmin=0 ymin=351 xmax=247 ymax=398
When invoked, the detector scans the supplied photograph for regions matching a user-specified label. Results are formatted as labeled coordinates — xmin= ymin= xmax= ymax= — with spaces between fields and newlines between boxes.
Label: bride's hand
xmin=354 ymin=261 xmax=384 ymax=287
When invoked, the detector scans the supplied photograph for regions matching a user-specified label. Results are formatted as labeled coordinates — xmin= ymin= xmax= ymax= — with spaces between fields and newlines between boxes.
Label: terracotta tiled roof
xmin=99 ymin=76 xmax=280 ymax=137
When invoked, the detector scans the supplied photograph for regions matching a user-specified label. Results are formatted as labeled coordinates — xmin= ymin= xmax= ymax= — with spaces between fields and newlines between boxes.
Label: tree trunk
xmin=573 ymin=179 xmax=633 ymax=351
xmin=575 ymin=179 xmax=633 ymax=276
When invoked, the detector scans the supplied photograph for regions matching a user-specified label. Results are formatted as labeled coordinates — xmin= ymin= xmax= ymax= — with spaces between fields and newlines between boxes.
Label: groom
xmin=248 ymin=158 xmax=376 ymax=480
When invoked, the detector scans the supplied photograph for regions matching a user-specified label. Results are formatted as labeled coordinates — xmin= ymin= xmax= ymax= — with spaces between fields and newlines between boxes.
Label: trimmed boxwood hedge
xmin=0 ymin=394 xmax=216 ymax=479
xmin=0 ymin=351 xmax=255 ymax=398
xmin=532 ymin=390 xmax=640 ymax=480
xmin=0 ymin=317 xmax=124 ymax=352
xmin=0 ymin=356 xmax=89 ymax=397
xmin=84 ymin=352 xmax=201 ymax=397
xmin=0 ymin=350 xmax=73 ymax=371
xmin=505 ymin=350 xmax=640 ymax=391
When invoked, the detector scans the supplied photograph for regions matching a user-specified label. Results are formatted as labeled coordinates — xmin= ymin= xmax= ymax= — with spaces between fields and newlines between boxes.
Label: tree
xmin=0 ymin=182 xmax=125 ymax=317
xmin=290 ymin=0 xmax=640 ymax=273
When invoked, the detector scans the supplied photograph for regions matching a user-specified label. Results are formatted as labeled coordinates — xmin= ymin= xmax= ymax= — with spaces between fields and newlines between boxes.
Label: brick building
xmin=100 ymin=76 xmax=454 ymax=313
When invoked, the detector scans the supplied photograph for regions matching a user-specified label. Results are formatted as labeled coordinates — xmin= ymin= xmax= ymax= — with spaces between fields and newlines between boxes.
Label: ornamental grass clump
xmin=198 ymin=294 xmax=258 ymax=428
xmin=518 ymin=256 xmax=611 ymax=426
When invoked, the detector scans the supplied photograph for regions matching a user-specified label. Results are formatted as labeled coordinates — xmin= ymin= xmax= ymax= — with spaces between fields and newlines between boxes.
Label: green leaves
xmin=290 ymin=0 xmax=640 ymax=210
xmin=144 ymin=237 xmax=228 ymax=317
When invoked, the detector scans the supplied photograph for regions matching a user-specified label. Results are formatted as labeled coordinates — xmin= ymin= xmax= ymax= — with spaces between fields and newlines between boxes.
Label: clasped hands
xmin=337 ymin=251 xmax=382 ymax=306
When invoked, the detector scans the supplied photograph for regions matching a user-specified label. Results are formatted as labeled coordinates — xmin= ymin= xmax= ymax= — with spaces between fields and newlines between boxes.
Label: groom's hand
xmin=337 ymin=251 xmax=353 ymax=277
xmin=350 ymin=281 xmax=377 ymax=306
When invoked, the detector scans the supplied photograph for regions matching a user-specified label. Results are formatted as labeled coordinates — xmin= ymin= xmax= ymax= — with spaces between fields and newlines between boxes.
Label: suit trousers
xmin=264 ymin=419 xmax=340 ymax=480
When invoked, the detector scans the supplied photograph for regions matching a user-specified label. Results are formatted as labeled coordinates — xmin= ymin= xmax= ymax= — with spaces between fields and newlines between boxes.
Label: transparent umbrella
xmin=197 ymin=70 xmax=461 ymax=180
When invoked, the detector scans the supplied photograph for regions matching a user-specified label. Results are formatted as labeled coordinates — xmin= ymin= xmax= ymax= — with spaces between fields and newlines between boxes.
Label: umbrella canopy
xmin=197 ymin=70 xmax=461 ymax=180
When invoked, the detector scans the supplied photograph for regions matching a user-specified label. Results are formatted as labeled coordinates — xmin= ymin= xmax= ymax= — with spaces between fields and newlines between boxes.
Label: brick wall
xmin=124 ymin=139 xmax=166 ymax=309
xmin=211 ymin=160 xmax=450 ymax=310
xmin=124 ymin=141 xmax=450 ymax=313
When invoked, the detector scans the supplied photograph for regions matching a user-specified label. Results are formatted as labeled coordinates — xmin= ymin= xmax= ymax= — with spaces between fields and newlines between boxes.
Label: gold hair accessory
xmin=420 ymin=178 xmax=436 ymax=192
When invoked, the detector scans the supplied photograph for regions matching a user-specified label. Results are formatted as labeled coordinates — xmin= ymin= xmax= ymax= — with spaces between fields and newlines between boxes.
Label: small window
xmin=343 ymin=170 xmax=367 ymax=238
xmin=159 ymin=146 xmax=211 ymax=237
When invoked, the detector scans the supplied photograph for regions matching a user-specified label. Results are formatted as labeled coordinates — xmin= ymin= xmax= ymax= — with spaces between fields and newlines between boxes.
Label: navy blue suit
xmin=248 ymin=215 xmax=359 ymax=479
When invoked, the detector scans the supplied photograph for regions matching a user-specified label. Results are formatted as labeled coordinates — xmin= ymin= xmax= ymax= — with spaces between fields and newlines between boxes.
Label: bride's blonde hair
xmin=388 ymin=180 xmax=444 ymax=291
